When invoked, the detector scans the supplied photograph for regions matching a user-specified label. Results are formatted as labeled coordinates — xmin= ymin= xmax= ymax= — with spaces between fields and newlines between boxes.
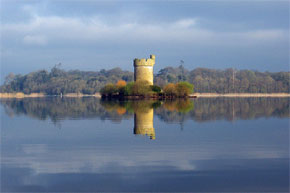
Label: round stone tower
xmin=133 ymin=54 xmax=155 ymax=85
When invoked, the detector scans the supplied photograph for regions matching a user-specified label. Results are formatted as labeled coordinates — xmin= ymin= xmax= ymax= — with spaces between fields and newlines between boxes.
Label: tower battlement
xmin=134 ymin=55 xmax=155 ymax=67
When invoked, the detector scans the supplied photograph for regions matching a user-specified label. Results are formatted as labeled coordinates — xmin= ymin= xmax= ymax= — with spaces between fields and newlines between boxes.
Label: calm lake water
xmin=1 ymin=97 xmax=289 ymax=192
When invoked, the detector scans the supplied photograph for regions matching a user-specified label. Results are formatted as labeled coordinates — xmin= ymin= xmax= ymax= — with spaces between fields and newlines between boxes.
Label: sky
xmin=0 ymin=0 xmax=289 ymax=81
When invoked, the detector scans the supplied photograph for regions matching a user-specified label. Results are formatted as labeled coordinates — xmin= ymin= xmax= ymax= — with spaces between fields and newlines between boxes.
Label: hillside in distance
xmin=1 ymin=65 xmax=289 ymax=94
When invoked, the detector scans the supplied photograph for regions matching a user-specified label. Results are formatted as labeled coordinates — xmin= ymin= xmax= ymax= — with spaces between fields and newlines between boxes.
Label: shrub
xmin=116 ymin=80 xmax=126 ymax=88
xmin=175 ymin=82 xmax=194 ymax=97
xmin=120 ymin=82 xmax=134 ymax=95
xmin=150 ymin=85 xmax=162 ymax=93
xmin=163 ymin=83 xmax=177 ymax=96
xmin=132 ymin=80 xmax=151 ymax=96
xmin=100 ymin=83 xmax=118 ymax=96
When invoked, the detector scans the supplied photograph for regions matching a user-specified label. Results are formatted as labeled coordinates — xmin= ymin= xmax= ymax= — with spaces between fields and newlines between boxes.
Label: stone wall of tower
xmin=134 ymin=66 xmax=154 ymax=85
xmin=133 ymin=55 xmax=155 ymax=85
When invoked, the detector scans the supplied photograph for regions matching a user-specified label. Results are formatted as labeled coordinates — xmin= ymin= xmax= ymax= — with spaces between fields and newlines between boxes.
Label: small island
xmin=100 ymin=80 xmax=194 ymax=99
xmin=100 ymin=55 xmax=194 ymax=99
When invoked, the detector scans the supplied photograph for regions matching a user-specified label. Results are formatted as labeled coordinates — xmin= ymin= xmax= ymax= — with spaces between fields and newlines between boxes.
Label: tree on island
xmin=100 ymin=83 xmax=118 ymax=97
xmin=163 ymin=83 xmax=177 ymax=96
xmin=175 ymin=82 xmax=194 ymax=97
xmin=163 ymin=82 xmax=194 ymax=98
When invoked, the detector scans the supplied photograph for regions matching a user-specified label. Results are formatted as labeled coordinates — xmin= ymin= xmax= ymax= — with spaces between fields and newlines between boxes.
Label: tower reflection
xmin=99 ymin=99 xmax=196 ymax=140
xmin=134 ymin=108 xmax=155 ymax=140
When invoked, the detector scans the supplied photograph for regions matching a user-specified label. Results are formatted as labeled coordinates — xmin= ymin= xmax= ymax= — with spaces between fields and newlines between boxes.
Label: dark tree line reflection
xmin=156 ymin=98 xmax=289 ymax=123
xmin=1 ymin=97 xmax=131 ymax=123
xmin=1 ymin=97 xmax=289 ymax=124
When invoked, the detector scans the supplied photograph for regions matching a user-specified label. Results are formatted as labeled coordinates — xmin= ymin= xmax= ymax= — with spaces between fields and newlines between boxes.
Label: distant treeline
xmin=1 ymin=65 xmax=134 ymax=95
xmin=155 ymin=66 xmax=289 ymax=93
xmin=1 ymin=65 xmax=289 ymax=94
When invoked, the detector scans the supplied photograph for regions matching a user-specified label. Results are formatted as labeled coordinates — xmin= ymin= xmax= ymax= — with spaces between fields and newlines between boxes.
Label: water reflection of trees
xmin=1 ymin=97 xmax=289 ymax=124
xmin=1 ymin=97 xmax=132 ymax=123
xmin=156 ymin=98 xmax=289 ymax=123
xmin=193 ymin=98 xmax=289 ymax=122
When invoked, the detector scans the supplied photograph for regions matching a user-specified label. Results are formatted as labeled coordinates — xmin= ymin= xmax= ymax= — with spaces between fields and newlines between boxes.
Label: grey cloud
xmin=0 ymin=1 xmax=288 ymax=80
xmin=2 ymin=15 xmax=287 ymax=47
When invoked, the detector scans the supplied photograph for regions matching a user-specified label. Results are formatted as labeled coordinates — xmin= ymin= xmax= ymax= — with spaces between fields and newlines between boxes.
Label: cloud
xmin=1 ymin=2 xmax=288 ymax=74
xmin=1 ymin=14 xmax=287 ymax=47
xmin=2 ymin=140 xmax=286 ymax=174
xmin=23 ymin=35 xmax=47 ymax=45
xmin=174 ymin=18 xmax=197 ymax=28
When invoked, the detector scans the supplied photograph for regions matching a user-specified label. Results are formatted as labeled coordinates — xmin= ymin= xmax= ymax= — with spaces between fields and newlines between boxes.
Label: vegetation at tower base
xmin=100 ymin=80 xmax=161 ymax=99
xmin=100 ymin=80 xmax=194 ymax=99
xmin=1 ymin=65 xmax=289 ymax=95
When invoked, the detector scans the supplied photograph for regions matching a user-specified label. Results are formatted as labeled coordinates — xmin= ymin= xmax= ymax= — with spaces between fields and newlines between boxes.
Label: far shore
xmin=0 ymin=92 xmax=290 ymax=98
xmin=192 ymin=93 xmax=290 ymax=98
xmin=0 ymin=92 xmax=101 ymax=98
